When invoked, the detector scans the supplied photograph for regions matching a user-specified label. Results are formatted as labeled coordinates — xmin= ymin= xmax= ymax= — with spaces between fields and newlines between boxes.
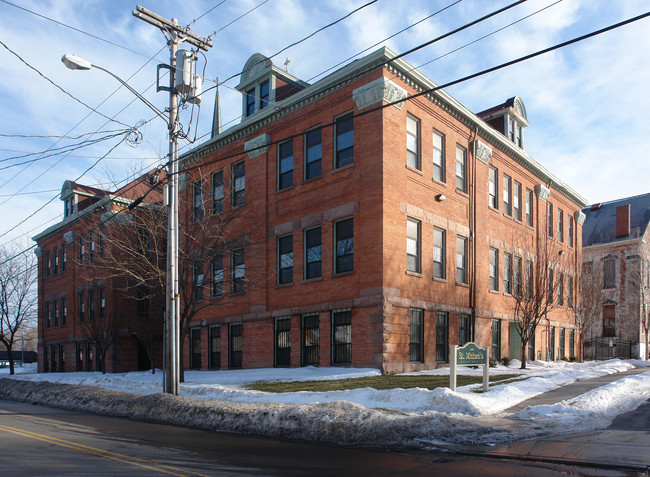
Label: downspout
xmin=545 ymin=180 xmax=552 ymax=361
xmin=470 ymin=126 xmax=478 ymax=341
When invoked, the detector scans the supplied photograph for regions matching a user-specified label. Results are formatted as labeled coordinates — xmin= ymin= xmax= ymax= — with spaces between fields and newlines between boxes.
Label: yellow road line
xmin=0 ymin=423 xmax=210 ymax=477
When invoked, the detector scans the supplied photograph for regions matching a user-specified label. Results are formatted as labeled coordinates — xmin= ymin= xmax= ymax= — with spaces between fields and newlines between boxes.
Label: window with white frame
xmin=304 ymin=127 xmax=322 ymax=180
xmin=503 ymin=174 xmax=512 ymax=216
xmin=488 ymin=166 xmax=498 ymax=209
xmin=304 ymin=226 xmax=322 ymax=280
xmin=278 ymin=140 xmax=293 ymax=190
xmin=407 ymin=218 xmax=421 ymax=273
xmin=503 ymin=252 xmax=512 ymax=294
xmin=334 ymin=218 xmax=353 ymax=274
xmin=335 ymin=113 xmax=353 ymax=169
xmin=212 ymin=254 xmax=223 ymax=297
xmin=455 ymin=145 xmax=466 ymax=192
xmin=277 ymin=234 xmax=293 ymax=285
xmin=406 ymin=115 xmax=420 ymax=170
xmin=456 ymin=235 xmax=468 ymax=284
xmin=212 ymin=170 xmax=223 ymax=213
xmin=232 ymin=161 xmax=245 ymax=207
xmin=432 ymin=129 xmax=445 ymax=182
xmin=514 ymin=180 xmax=522 ymax=221
xmin=433 ymin=227 xmax=446 ymax=279
xmin=489 ymin=247 xmax=498 ymax=291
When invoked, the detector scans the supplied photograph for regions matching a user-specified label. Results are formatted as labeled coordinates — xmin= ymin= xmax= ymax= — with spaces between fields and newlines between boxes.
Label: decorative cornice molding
xmin=535 ymin=184 xmax=551 ymax=202
xmin=245 ymin=133 xmax=272 ymax=159
xmin=575 ymin=210 xmax=586 ymax=225
xmin=352 ymin=77 xmax=407 ymax=110
xmin=474 ymin=139 xmax=492 ymax=164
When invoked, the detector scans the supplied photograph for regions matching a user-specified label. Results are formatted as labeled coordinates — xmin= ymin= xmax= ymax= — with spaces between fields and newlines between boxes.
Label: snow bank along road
xmin=1 ymin=359 xmax=649 ymax=449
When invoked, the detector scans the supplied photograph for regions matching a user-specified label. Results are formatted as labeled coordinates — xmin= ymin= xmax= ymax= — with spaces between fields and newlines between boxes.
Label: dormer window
xmin=508 ymin=116 xmax=523 ymax=148
xmin=236 ymin=53 xmax=308 ymax=121
xmin=64 ymin=197 xmax=74 ymax=217
xmin=478 ymin=96 xmax=529 ymax=150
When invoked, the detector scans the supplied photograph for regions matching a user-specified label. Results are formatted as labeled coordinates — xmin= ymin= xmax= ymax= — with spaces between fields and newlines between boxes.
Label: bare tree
xmin=506 ymin=235 xmax=566 ymax=369
xmin=0 ymin=243 xmax=37 ymax=375
xmin=574 ymin=261 xmax=607 ymax=361
xmin=629 ymin=246 xmax=650 ymax=360
xmin=79 ymin=309 xmax=116 ymax=374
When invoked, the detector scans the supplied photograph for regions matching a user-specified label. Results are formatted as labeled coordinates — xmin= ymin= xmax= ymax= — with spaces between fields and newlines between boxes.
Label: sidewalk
xmin=462 ymin=367 xmax=650 ymax=472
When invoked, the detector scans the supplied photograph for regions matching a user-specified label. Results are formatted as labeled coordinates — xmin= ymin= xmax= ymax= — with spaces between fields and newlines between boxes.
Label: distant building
xmin=33 ymin=175 xmax=164 ymax=372
xmin=582 ymin=193 xmax=650 ymax=359
xmin=178 ymin=47 xmax=587 ymax=373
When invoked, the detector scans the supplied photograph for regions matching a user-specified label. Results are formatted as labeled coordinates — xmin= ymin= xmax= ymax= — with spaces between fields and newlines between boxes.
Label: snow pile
xmin=2 ymin=359 xmax=649 ymax=448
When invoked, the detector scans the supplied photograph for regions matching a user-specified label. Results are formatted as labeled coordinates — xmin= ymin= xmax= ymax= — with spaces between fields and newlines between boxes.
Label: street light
xmin=62 ymin=53 xmax=181 ymax=395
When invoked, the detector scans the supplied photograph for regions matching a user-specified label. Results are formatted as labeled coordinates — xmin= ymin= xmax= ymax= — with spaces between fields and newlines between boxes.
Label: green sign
xmin=456 ymin=342 xmax=487 ymax=366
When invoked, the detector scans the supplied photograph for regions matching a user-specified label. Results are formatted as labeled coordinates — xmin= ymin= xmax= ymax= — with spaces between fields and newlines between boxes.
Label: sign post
xmin=450 ymin=342 xmax=490 ymax=392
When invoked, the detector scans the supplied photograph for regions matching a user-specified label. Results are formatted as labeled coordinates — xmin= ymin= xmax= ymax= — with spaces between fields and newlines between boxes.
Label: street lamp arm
xmin=61 ymin=54 xmax=168 ymax=125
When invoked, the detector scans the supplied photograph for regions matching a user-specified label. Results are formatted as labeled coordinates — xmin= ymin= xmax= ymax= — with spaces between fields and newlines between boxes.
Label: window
xmin=86 ymin=342 xmax=94 ymax=371
xmin=569 ymin=329 xmax=575 ymax=357
xmin=559 ymin=328 xmax=566 ymax=359
xmin=547 ymin=268 xmax=554 ymax=303
xmin=558 ymin=209 xmax=564 ymax=243
xmin=603 ymin=305 xmax=616 ymax=337
xmin=53 ymin=248 xmax=58 ymax=275
xmin=44 ymin=346 xmax=49 ymax=373
xmin=334 ymin=218 xmax=353 ymax=274
xmin=335 ymin=113 xmax=353 ymax=168
xmin=526 ymin=188 xmax=534 ymax=226
xmin=432 ymin=129 xmax=445 ymax=182
xmin=568 ymin=276 xmax=574 ymax=309
xmin=331 ymin=308 xmax=352 ymax=365
xmin=45 ymin=251 xmax=50 ymax=278
xmin=604 ymin=259 xmax=616 ymax=289
xmin=45 ymin=302 xmax=51 ymax=329
xmin=64 ymin=197 xmax=73 ymax=217
xmin=455 ymin=145 xmax=466 ymax=192
xmin=99 ymin=287 xmax=105 ymax=319
xmin=409 ymin=308 xmax=424 ymax=363
xmin=406 ymin=115 xmax=420 ymax=170
xmin=212 ymin=170 xmax=223 ymax=213
xmin=88 ymin=231 xmax=95 ymax=262
xmin=503 ymin=174 xmax=512 ymax=216
xmin=503 ymin=252 xmax=512 ymax=294
xmin=231 ymin=249 xmax=245 ymax=293
xmin=98 ymin=228 xmax=104 ymax=258
xmin=229 ymin=323 xmax=243 ymax=368
xmin=489 ymin=247 xmax=499 ymax=291
xmin=208 ymin=325 xmax=221 ymax=369
xmin=301 ymin=313 xmax=320 ymax=366
xmin=62 ymin=245 xmax=66 ymax=272
xmin=549 ymin=326 xmax=555 ymax=361
xmin=557 ymin=273 xmax=564 ymax=306
xmin=277 ymin=234 xmax=293 ymax=284
xmin=51 ymin=346 xmax=57 ymax=372
xmin=304 ymin=227 xmax=322 ymax=280
xmin=77 ymin=237 xmax=86 ymax=265
xmin=514 ymin=181 xmax=522 ymax=221
xmin=436 ymin=311 xmax=449 ymax=362
xmin=78 ymin=292 xmax=84 ymax=322
xmin=526 ymin=260 xmax=534 ymax=299
xmin=274 ymin=316 xmax=291 ymax=367
xmin=278 ymin=140 xmax=293 ymax=190
xmin=87 ymin=289 xmax=94 ymax=320
xmin=459 ymin=314 xmax=471 ymax=346
xmin=245 ymin=87 xmax=255 ymax=116
xmin=304 ymin=127 xmax=322 ymax=180
xmin=53 ymin=300 xmax=58 ymax=327
xmin=75 ymin=342 xmax=84 ymax=371
xmin=488 ymin=166 xmax=498 ymax=209
xmin=193 ymin=261 xmax=204 ymax=300
xmin=547 ymin=202 xmax=554 ymax=238
xmin=259 ymin=79 xmax=270 ymax=110
xmin=232 ymin=161 xmax=245 ymax=207
xmin=211 ymin=254 xmax=224 ymax=298
xmin=528 ymin=333 xmax=535 ymax=363
xmin=406 ymin=218 xmax=421 ymax=273
xmin=433 ymin=227 xmax=446 ymax=279
xmin=492 ymin=319 xmax=501 ymax=361
xmin=456 ymin=235 xmax=467 ymax=284
xmin=568 ymin=215 xmax=574 ymax=248
xmin=190 ymin=327 xmax=201 ymax=369
xmin=193 ymin=180 xmax=204 ymax=221
xmin=514 ymin=256 xmax=522 ymax=296
xmin=59 ymin=344 xmax=65 ymax=372
xmin=61 ymin=297 xmax=67 ymax=327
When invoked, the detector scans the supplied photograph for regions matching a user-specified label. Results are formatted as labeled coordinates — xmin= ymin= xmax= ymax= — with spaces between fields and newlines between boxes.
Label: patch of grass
xmin=247 ymin=373 xmax=522 ymax=393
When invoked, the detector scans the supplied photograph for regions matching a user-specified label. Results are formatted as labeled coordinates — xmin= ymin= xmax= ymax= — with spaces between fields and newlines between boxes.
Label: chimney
xmin=616 ymin=204 xmax=631 ymax=238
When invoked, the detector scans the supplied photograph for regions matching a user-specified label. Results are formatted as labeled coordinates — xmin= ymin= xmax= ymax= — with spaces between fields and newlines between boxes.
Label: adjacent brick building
xmin=582 ymin=193 xmax=650 ymax=359
xmin=33 ymin=175 xmax=164 ymax=372
xmin=179 ymin=47 xmax=587 ymax=373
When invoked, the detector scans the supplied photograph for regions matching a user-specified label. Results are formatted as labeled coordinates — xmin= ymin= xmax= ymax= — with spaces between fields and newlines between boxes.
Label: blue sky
xmin=1 ymin=0 xmax=649 ymax=248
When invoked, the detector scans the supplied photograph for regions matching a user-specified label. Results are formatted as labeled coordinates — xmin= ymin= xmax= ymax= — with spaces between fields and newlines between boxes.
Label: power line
xmin=179 ymin=9 xmax=650 ymax=179
xmin=205 ymin=0 xmax=272 ymax=42
xmin=0 ymin=0 xmax=163 ymax=62
xmin=0 ymin=39 xmax=132 ymax=128
xmin=187 ymin=0 xmax=229 ymax=28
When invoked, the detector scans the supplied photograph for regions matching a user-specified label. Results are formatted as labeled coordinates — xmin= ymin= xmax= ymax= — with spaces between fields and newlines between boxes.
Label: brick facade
xmin=179 ymin=47 xmax=586 ymax=373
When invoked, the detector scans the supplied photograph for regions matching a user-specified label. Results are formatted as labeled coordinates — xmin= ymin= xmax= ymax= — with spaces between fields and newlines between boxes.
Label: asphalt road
xmin=0 ymin=400 xmax=635 ymax=477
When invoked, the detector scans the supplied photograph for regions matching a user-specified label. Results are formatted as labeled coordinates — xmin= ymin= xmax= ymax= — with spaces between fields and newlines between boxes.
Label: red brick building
xmin=184 ymin=47 xmax=587 ymax=372
xmin=33 ymin=176 xmax=164 ymax=373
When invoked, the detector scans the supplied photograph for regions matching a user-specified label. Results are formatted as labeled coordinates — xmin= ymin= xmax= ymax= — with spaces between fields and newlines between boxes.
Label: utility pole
xmin=132 ymin=6 xmax=212 ymax=395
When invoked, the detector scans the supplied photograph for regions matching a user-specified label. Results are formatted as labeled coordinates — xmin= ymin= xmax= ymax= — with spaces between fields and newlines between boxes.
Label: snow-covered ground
xmin=2 ymin=359 xmax=649 ymax=448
